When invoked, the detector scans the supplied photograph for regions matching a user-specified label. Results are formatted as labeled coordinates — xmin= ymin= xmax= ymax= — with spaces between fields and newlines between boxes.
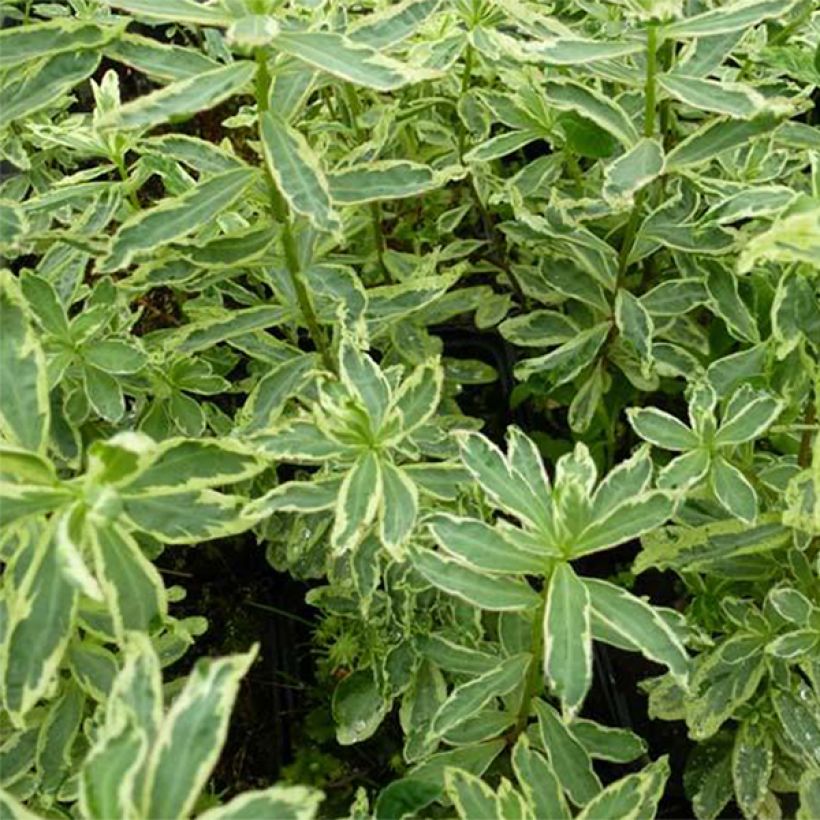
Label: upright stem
xmin=798 ymin=400 xmax=817 ymax=469
xmin=515 ymin=597 xmax=546 ymax=736
xmin=456 ymin=43 xmax=474 ymax=160
xmin=256 ymin=51 xmax=334 ymax=372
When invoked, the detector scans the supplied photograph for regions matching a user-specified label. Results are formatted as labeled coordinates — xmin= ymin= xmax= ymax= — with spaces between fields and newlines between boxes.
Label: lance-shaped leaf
xmin=665 ymin=116 xmax=779 ymax=170
xmin=391 ymin=357 xmax=443 ymax=436
xmin=122 ymin=489 xmax=250 ymax=543
xmin=0 ymin=483 xmax=72 ymax=528
xmin=254 ymin=420 xmax=349 ymax=462
xmin=604 ymin=139 xmax=664 ymax=206
xmin=410 ymin=548 xmax=540 ymax=611
xmin=89 ymin=524 xmax=166 ymax=637
xmin=615 ymin=289 xmax=655 ymax=364
xmin=0 ymin=19 xmax=120 ymax=70
xmin=664 ymin=0 xmax=798 ymax=38
xmin=543 ymin=563 xmax=592 ymax=719
xmin=329 ymin=161 xmax=442 ymax=204
xmin=380 ymin=462 xmax=418 ymax=558
xmin=0 ymin=51 xmax=100 ymax=130
xmin=333 ymin=669 xmax=388 ymax=745
xmin=627 ymin=407 xmax=699 ymax=451
xmin=512 ymin=734 xmax=571 ymax=820
xmin=570 ymin=720 xmax=647 ymax=763
xmin=244 ymin=477 xmax=341 ymax=519
xmin=431 ymin=654 xmax=531 ymax=738
xmin=711 ymin=457 xmax=757 ymax=523
xmin=2 ymin=525 xmax=77 ymax=724
xmin=514 ymin=323 xmax=610 ymax=387
xmin=99 ymin=61 xmax=255 ymax=131
xmin=272 ymin=30 xmax=431 ymax=91
xmin=705 ymin=264 xmax=759 ymax=343
xmin=99 ymin=167 xmax=257 ymax=271
xmin=331 ymin=452 xmax=382 ymax=553
xmin=0 ymin=789 xmax=42 ymax=819
xmin=199 ymin=785 xmax=323 ymax=820
xmin=141 ymin=648 xmax=257 ymax=819
xmin=659 ymin=74 xmax=768 ymax=119
xmin=714 ymin=391 xmax=783 ymax=447
xmin=418 ymin=635 xmax=499 ymax=676
xmin=576 ymin=757 xmax=669 ymax=820
xmin=546 ymin=80 xmax=639 ymax=148
xmin=534 ymin=700 xmax=602 ymax=807
xmin=260 ymin=111 xmax=340 ymax=233
xmin=571 ymin=491 xmax=675 ymax=557
xmin=771 ymin=688 xmax=820 ymax=767
xmin=105 ymin=34 xmax=220 ymax=82
xmin=523 ymin=38 xmax=643 ymax=65
xmin=0 ymin=271 xmax=50 ymax=454
xmin=464 ymin=130 xmax=542 ymax=163
xmin=103 ymin=0 xmax=231 ymax=25
xmin=349 ymin=0 xmax=441 ymax=48
xmin=799 ymin=770 xmax=820 ymax=820
xmin=428 ymin=513 xmax=548 ymax=574
xmin=444 ymin=769 xmax=499 ymax=818
xmin=37 ymin=681 xmax=86 ymax=794
xmin=732 ymin=719 xmax=772 ymax=819
xmin=67 ymin=640 xmax=117 ymax=702
xmin=338 ymin=338 xmax=391 ymax=429
xmin=586 ymin=578 xmax=689 ymax=682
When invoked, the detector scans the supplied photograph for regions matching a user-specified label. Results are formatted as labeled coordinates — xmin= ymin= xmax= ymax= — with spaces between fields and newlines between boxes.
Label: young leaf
xmin=627 ymin=407 xmax=699 ymax=451
xmin=710 ymin=457 xmax=758 ymax=523
xmin=543 ymin=563 xmax=592 ymax=719
xmin=379 ymin=461 xmax=418 ymax=558
xmin=260 ymin=111 xmax=340 ymax=233
xmin=575 ymin=757 xmax=670 ymax=820
xmin=328 ymin=161 xmax=441 ymax=204
xmin=331 ymin=452 xmax=382 ymax=553
xmin=604 ymin=139 xmax=664 ymax=206
xmin=511 ymin=734 xmax=570 ymax=820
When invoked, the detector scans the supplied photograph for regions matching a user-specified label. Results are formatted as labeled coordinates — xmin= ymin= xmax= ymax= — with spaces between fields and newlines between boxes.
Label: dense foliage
xmin=1 ymin=0 xmax=819 ymax=817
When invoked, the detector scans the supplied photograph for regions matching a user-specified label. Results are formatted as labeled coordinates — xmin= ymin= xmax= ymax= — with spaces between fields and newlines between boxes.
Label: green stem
xmin=798 ymin=400 xmax=816 ymax=469
xmin=643 ymin=25 xmax=658 ymax=139
xmin=456 ymin=43 xmax=474 ymax=160
xmin=114 ymin=154 xmax=141 ymax=211
xmin=515 ymin=596 xmax=546 ymax=736
xmin=256 ymin=51 xmax=334 ymax=373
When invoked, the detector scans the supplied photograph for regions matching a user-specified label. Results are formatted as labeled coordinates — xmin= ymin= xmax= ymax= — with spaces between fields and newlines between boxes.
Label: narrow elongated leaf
xmin=627 ymin=407 xmax=699 ymax=451
xmin=333 ymin=669 xmax=387 ymax=745
xmin=0 ymin=51 xmax=100 ymax=130
xmin=0 ymin=19 xmax=118 ymax=70
xmin=444 ymin=768 xmax=499 ymax=818
xmin=665 ymin=0 xmax=798 ymax=38
xmin=543 ymin=563 xmax=592 ymax=718
xmin=100 ymin=62 xmax=256 ymax=131
xmin=586 ymin=578 xmax=689 ymax=682
xmin=732 ymin=719 xmax=772 ymax=819
xmin=100 ymin=167 xmax=256 ymax=271
xmin=36 ymin=682 xmax=85 ymax=794
xmin=665 ymin=116 xmax=779 ymax=169
xmin=524 ymin=39 xmax=643 ymax=65
xmin=103 ymin=0 xmax=231 ymax=26
xmin=534 ymin=700 xmax=602 ymax=807
xmin=570 ymin=720 xmax=647 ymax=763
xmin=349 ymin=0 xmax=441 ymax=48
xmin=428 ymin=513 xmax=547 ymax=574
xmin=410 ymin=548 xmax=540 ymax=611
xmin=576 ymin=757 xmax=669 ymax=820
xmin=771 ymin=688 xmax=820 ymax=766
xmin=379 ymin=462 xmax=418 ymax=558
xmin=329 ymin=161 xmax=440 ymax=204
xmin=714 ymin=393 xmax=783 ymax=447
xmin=331 ymin=452 xmax=382 ymax=553
xmin=711 ymin=457 xmax=758 ymax=523
xmin=511 ymin=735 xmax=570 ymax=820
xmin=705 ymin=264 xmax=759 ymax=343
xmin=199 ymin=785 xmax=323 ymax=820
xmin=546 ymin=80 xmax=639 ymax=148
xmin=90 ymin=524 xmax=166 ymax=637
xmin=142 ymin=648 xmax=257 ymax=819
xmin=431 ymin=654 xmax=531 ymax=737
xmin=0 ymin=271 xmax=50 ymax=453
xmin=2 ymin=526 xmax=77 ymax=723
xmin=604 ymin=139 xmax=664 ymax=205
xmin=659 ymin=74 xmax=767 ymax=119
xmin=464 ymin=130 xmax=542 ymax=163
xmin=260 ymin=111 xmax=340 ymax=233
xmin=273 ymin=30 xmax=429 ymax=91
xmin=515 ymin=323 xmax=610 ymax=386
xmin=105 ymin=34 xmax=220 ymax=82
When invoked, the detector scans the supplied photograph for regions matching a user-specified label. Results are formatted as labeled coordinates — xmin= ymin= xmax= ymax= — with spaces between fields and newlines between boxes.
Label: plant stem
xmin=456 ymin=42 xmax=474 ymax=159
xmin=255 ymin=51 xmax=334 ymax=372
xmin=798 ymin=400 xmax=816 ymax=468
xmin=114 ymin=154 xmax=141 ymax=211
xmin=515 ymin=596 xmax=545 ymax=736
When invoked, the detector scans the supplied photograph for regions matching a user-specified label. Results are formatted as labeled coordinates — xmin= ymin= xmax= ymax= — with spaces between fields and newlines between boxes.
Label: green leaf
xmin=0 ymin=51 xmax=101 ymax=130
xmin=431 ymin=654 xmax=531 ymax=738
xmin=658 ymin=74 xmax=767 ymax=119
xmin=710 ymin=457 xmax=758 ymax=523
xmin=349 ymin=0 xmax=442 ymax=48
xmin=379 ymin=462 xmax=418 ymax=558
xmin=627 ymin=407 xmax=699 ymax=451
xmin=665 ymin=116 xmax=779 ymax=170
xmin=511 ymin=734 xmax=570 ymax=820
xmin=604 ymin=139 xmax=664 ymax=206
xmin=2 ymin=525 xmax=77 ymax=724
xmin=105 ymin=33 xmax=220 ymax=82
xmin=0 ymin=482 xmax=71 ymax=529
xmin=586 ymin=578 xmax=689 ymax=682
xmin=523 ymin=38 xmax=643 ymax=65
xmin=391 ymin=358 xmax=443 ymax=435
xmin=100 ymin=61 xmax=256 ymax=131
xmin=103 ymin=0 xmax=231 ymax=25
xmin=199 ymin=785 xmax=323 ymax=820
xmin=545 ymin=80 xmax=639 ymax=148
xmin=533 ymin=699 xmax=602 ymax=807
xmin=99 ymin=167 xmax=257 ymax=271
xmin=329 ymin=161 xmax=441 ymax=204
xmin=333 ymin=669 xmax=388 ymax=745
xmin=714 ymin=391 xmax=783 ymax=447
xmin=515 ymin=323 xmax=610 ymax=387
xmin=418 ymin=635 xmax=499 ymax=676
xmin=410 ymin=548 xmax=540 ymax=611
xmin=0 ymin=272 xmax=50 ymax=453
xmin=705 ymin=264 xmax=759 ymax=343
xmin=0 ymin=19 xmax=120 ymax=70
xmin=36 ymin=681 xmax=85 ymax=794
xmin=444 ymin=768 xmax=499 ymax=818
xmin=543 ymin=563 xmax=592 ymax=719
xmin=428 ymin=513 xmax=548 ymax=574
xmin=90 ymin=524 xmax=166 ymax=637
xmin=576 ymin=757 xmax=669 ymax=820
xmin=338 ymin=338 xmax=391 ymax=429
xmin=81 ymin=340 xmax=146 ymax=375
xmin=0 ymin=200 xmax=29 ymax=251
xmin=615 ymin=289 xmax=655 ymax=364
xmin=798 ymin=769 xmax=820 ymax=820
xmin=569 ymin=720 xmax=647 ymax=763
xmin=67 ymin=640 xmax=117 ymax=702
xmin=260 ymin=111 xmax=340 ymax=233
xmin=142 ymin=648 xmax=257 ymax=820
xmin=641 ymin=278 xmax=707 ymax=316
xmin=272 ymin=30 xmax=430 ymax=91
xmin=732 ymin=719 xmax=772 ymax=819
xmin=331 ymin=452 xmax=382 ymax=553
xmin=771 ymin=687 xmax=820 ymax=767
xmin=665 ymin=0 xmax=799 ymax=38
xmin=464 ymin=130 xmax=542 ymax=163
